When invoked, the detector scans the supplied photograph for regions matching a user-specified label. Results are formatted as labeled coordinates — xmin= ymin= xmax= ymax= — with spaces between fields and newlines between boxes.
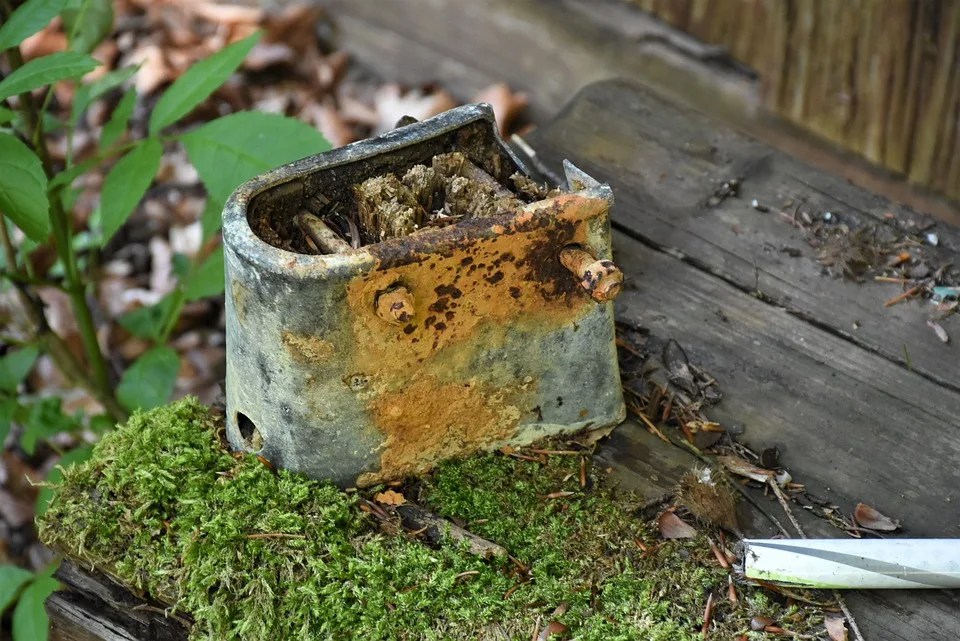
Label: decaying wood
xmin=48 ymin=561 xmax=189 ymax=641
xmin=396 ymin=504 xmax=508 ymax=559
xmin=531 ymin=80 xmax=960 ymax=641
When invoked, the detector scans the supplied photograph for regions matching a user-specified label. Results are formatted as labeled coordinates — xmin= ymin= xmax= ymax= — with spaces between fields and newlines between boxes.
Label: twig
xmin=883 ymin=284 xmax=923 ymax=307
xmin=766 ymin=479 xmax=865 ymax=641
xmin=246 ymin=533 xmax=306 ymax=540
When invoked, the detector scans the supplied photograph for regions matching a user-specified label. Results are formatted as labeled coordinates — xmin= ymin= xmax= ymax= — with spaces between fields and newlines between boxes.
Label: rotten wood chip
xmin=825 ymin=615 xmax=848 ymax=641
xmin=717 ymin=455 xmax=774 ymax=483
xmin=657 ymin=510 xmax=697 ymax=539
xmin=374 ymin=489 xmax=407 ymax=506
xmin=853 ymin=502 xmax=901 ymax=531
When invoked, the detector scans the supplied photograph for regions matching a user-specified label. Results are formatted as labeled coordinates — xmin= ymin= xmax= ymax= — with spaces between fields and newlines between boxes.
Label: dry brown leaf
xmin=472 ymin=83 xmax=528 ymax=137
xmin=372 ymin=84 xmax=458 ymax=134
xmin=128 ymin=43 xmax=173 ymax=94
xmin=750 ymin=616 xmax=776 ymax=631
xmin=825 ymin=615 xmax=848 ymax=641
xmin=244 ymin=43 xmax=297 ymax=71
xmin=303 ymin=101 xmax=355 ymax=148
xmin=20 ymin=23 xmax=67 ymax=61
xmin=853 ymin=503 xmax=901 ymax=531
xmin=717 ymin=455 xmax=774 ymax=483
xmin=374 ymin=490 xmax=407 ymax=506
xmin=657 ymin=510 xmax=697 ymax=539
xmin=188 ymin=1 xmax=262 ymax=25
xmin=537 ymin=621 xmax=568 ymax=641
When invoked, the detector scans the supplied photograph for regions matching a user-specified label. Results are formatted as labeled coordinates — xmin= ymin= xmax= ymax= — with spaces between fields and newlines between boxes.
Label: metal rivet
xmin=559 ymin=245 xmax=623 ymax=302
xmin=376 ymin=286 xmax=416 ymax=325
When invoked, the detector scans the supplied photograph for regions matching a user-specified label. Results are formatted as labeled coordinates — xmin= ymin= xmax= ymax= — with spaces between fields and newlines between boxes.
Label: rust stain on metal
xmin=281 ymin=331 xmax=335 ymax=363
xmin=357 ymin=376 xmax=534 ymax=486
xmin=344 ymin=194 xmax=605 ymax=484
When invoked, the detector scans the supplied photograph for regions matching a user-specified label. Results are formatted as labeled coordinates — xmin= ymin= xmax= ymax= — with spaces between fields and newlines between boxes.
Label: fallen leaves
xmin=853 ymin=503 xmax=901 ymax=532
xmin=657 ymin=510 xmax=697 ymax=539
xmin=825 ymin=615 xmax=848 ymax=641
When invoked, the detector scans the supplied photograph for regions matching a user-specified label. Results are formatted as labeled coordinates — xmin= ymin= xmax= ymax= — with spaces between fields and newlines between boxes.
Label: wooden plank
xmin=605 ymin=230 xmax=960 ymax=641
xmin=527 ymin=79 xmax=960 ymax=393
xmin=48 ymin=562 xmax=189 ymax=641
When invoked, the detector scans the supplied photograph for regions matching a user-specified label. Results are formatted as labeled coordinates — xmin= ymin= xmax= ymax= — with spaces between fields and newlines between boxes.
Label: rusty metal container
xmin=222 ymin=104 xmax=625 ymax=487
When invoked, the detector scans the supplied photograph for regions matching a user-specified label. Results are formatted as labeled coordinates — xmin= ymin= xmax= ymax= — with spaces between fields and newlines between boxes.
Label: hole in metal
xmin=236 ymin=412 xmax=263 ymax=450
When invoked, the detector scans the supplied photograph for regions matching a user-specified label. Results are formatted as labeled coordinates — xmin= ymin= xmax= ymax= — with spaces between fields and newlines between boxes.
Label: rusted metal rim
xmin=222 ymin=103 xmax=540 ymax=277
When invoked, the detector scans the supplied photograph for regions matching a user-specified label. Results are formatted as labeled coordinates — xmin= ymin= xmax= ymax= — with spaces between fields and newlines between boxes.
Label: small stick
xmin=297 ymin=211 xmax=352 ymax=254
xmin=580 ymin=457 xmax=587 ymax=488
xmin=883 ymin=284 xmax=923 ymax=307
xmin=701 ymin=592 xmax=714 ymax=637
xmin=396 ymin=504 xmax=508 ymax=559
xmin=247 ymin=533 xmax=306 ymax=540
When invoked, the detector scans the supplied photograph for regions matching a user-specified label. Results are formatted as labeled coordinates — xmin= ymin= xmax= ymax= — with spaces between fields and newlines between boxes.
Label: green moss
xmin=39 ymin=398 xmax=826 ymax=640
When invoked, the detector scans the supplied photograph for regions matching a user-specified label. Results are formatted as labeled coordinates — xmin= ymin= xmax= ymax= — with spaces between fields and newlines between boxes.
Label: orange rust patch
xmin=281 ymin=331 xmax=335 ymax=363
xmin=356 ymin=375 xmax=534 ymax=486
xmin=347 ymin=194 xmax=610 ymax=485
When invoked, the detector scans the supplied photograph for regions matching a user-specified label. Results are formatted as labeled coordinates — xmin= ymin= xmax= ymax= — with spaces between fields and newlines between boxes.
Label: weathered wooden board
xmin=631 ymin=0 xmax=960 ymax=197
xmin=528 ymin=78 xmax=960 ymax=394
xmin=527 ymin=82 xmax=960 ymax=641
xmin=48 ymin=562 xmax=188 ymax=641
xmin=319 ymin=0 xmax=960 ymax=223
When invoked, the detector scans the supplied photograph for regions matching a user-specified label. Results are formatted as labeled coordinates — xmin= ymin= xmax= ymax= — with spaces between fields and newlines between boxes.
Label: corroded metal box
xmin=222 ymin=104 xmax=625 ymax=487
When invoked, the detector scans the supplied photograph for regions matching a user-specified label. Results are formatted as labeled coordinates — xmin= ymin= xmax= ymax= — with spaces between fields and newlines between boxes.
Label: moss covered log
xmin=39 ymin=398 xmax=825 ymax=640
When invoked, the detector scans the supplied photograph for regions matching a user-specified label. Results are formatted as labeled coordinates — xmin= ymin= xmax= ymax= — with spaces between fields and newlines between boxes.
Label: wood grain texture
xmin=528 ymin=79 xmax=960 ymax=393
xmin=529 ymin=79 xmax=960 ymax=641
xmin=636 ymin=0 xmax=960 ymax=198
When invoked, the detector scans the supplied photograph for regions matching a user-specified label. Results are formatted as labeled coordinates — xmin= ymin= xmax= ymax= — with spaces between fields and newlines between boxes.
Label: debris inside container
xmin=302 ymin=151 xmax=561 ymax=253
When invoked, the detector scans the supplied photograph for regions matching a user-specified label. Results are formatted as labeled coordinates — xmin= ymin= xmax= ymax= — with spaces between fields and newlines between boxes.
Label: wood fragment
xmin=883 ymin=284 xmax=923 ymax=307
xmin=246 ymin=533 xmax=306 ymax=540
xmin=396 ymin=504 xmax=508 ymax=559
xmin=297 ymin=211 xmax=352 ymax=254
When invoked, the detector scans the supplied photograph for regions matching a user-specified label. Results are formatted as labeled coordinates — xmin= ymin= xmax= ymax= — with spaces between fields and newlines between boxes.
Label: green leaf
xmin=0 ymin=133 xmax=50 ymax=242
xmin=49 ymin=153 xmax=100 ymax=191
xmin=0 ymin=106 xmax=15 ymax=125
xmin=0 ymin=51 xmax=100 ymax=104
xmin=117 ymin=294 xmax=173 ymax=340
xmin=100 ymin=86 xmax=136 ymax=149
xmin=88 ymin=413 xmax=115 ymax=433
xmin=184 ymin=245 xmax=225 ymax=301
xmin=0 ymin=565 xmax=34 ymax=614
xmin=183 ymin=110 xmax=329 ymax=205
xmin=36 ymin=444 xmax=94 ymax=515
xmin=0 ymin=397 xmax=18 ymax=448
xmin=100 ymin=138 xmax=162 ymax=243
xmin=0 ymin=0 xmax=67 ymax=51
xmin=70 ymin=65 xmax=137 ymax=127
xmin=148 ymin=31 xmax=261 ymax=135
xmin=117 ymin=346 xmax=179 ymax=412
xmin=0 ymin=345 xmax=40 ymax=392
xmin=200 ymin=196 xmax=224 ymax=239
xmin=61 ymin=0 xmax=113 ymax=54
xmin=21 ymin=397 xmax=77 ymax=455
xmin=12 ymin=576 xmax=58 ymax=641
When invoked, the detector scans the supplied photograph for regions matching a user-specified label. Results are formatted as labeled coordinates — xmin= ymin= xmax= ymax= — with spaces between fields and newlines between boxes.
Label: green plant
xmin=1 ymin=0 xmax=329 ymax=636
